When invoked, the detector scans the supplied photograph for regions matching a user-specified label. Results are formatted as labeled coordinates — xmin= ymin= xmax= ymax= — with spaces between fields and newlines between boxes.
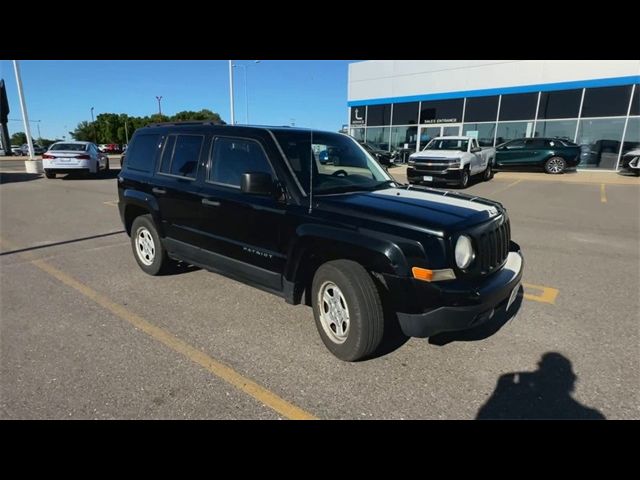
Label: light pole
xmin=228 ymin=60 xmax=235 ymax=125
xmin=156 ymin=96 xmax=163 ymax=116
xmin=12 ymin=60 xmax=35 ymax=159
xmin=90 ymin=107 xmax=97 ymax=143
xmin=232 ymin=61 xmax=260 ymax=125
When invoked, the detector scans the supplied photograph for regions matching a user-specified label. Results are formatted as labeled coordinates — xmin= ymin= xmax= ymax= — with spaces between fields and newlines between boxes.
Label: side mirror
xmin=241 ymin=172 xmax=273 ymax=196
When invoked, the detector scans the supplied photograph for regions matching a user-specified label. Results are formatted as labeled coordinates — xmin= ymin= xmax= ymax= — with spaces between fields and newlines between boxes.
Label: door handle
xmin=152 ymin=187 xmax=166 ymax=195
xmin=202 ymin=199 xmax=221 ymax=207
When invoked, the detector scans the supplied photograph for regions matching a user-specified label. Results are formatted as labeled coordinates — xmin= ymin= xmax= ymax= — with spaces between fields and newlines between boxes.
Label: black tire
xmin=130 ymin=214 xmax=170 ymax=275
xmin=44 ymin=171 xmax=56 ymax=179
xmin=459 ymin=168 xmax=470 ymax=188
xmin=105 ymin=157 xmax=110 ymax=172
xmin=483 ymin=162 xmax=494 ymax=181
xmin=544 ymin=156 xmax=566 ymax=174
xmin=311 ymin=259 xmax=384 ymax=361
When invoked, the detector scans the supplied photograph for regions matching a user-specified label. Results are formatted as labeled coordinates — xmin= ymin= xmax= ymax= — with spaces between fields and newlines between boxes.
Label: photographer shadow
xmin=476 ymin=352 xmax=605 ymax=420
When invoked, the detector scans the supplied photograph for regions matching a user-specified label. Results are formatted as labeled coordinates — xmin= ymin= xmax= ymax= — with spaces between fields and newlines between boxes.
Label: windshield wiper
xmin=315 ymin=181 xmax=395 ymax=195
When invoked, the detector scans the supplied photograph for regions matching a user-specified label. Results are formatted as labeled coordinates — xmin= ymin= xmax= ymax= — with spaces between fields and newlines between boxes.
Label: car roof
xmin=435 ymin=136 xmax=471 ymax=140
xmin=53 ymin=141 xmax=91 ymax=145
xmin=142 ymin=121 xmax=338 ymax=136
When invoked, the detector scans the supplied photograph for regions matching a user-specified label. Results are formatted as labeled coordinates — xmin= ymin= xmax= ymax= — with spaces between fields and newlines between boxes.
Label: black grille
xmin=476 ymin=217 xmax=510 ymax=274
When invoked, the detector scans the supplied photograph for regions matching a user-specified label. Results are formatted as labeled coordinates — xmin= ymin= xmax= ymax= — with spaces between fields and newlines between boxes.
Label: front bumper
xmin=393 ymin=244 xmax=524 ymax=338
xmin=407 ymin=166 xmax=464 ymax=184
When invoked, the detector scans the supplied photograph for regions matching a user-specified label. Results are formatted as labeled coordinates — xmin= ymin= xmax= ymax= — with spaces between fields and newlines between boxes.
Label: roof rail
xmin=145 ymin=120 xmax=227 ymax=127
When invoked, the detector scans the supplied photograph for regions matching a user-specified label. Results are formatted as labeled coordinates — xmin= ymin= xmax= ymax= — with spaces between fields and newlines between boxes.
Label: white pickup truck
xmin=407 ymin=136 xmax=495 ymax=188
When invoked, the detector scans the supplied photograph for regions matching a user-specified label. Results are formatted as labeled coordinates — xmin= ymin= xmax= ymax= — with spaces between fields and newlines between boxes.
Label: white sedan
xmin=42 ymin=141 xmax=109 ymax=179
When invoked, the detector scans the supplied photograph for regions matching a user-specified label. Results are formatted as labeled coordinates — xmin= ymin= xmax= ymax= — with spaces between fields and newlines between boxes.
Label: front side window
xmin=272 ymin=130 xmax=391 ymax=195
xmin=209 ymin=137 xmax=272 ymax=187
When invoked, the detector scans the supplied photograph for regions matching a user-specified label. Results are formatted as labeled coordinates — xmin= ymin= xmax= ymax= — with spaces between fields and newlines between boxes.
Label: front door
xmin=196 ymin=135 xmax=286 ymax=291
xmin=417 ymin=124 xmax=462 ymax=151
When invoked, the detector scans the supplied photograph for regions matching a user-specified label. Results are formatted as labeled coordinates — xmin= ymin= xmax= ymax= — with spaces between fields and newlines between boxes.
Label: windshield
xmin=424 ymin=139 xmax=469 ymax=152
xmin=272 ymin=130 xmax=393 ymax=195
xmin=50 ymin=143 xmax=88 ymax=151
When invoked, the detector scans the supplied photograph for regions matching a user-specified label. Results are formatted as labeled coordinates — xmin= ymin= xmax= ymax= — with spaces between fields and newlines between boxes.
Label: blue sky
xmin=0 ymin=60 xmax=355 ymax=140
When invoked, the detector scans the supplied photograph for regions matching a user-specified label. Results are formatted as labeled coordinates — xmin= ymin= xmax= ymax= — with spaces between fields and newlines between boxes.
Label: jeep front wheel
xmin=311 ymin=260 xmax=384 ymax=361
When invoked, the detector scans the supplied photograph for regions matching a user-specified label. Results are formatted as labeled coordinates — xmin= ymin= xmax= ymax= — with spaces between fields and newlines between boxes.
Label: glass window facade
xmin=622 ymin=117 xmax=640 ymax=156
xmin=420 ymin=99 xmax=464 ymax=124
xmin=499 ymin=93 xmax=538 ymax=121
xmin=534 ymin=120 xmax=578 ymax=142
xmin=462 ymin=123 xmax=496 ymax=147
xmin=581 ymin=85 xmax=634 ymax=118
xmin=390 ymin=126 xmax=418 ymax=151
xmin=350 ymin=81 xmax=638 ymax=170
xmin=496 ymin=121 xmax=535 ymax=145
xmin=349 ymin=128 xmax=365 ymax=142
xmin=464 ymin=96 xmax=499 ymax=123
xmin=366 ymin=104 xmax=391 ymax=126
xmin=365 ymin=127 xmax=390 ymax=150
xmin=392 ymin=102 xmax=419 ymax=125
xmin=576 ymin=118 xmax=626 ymax=169
xmin=538 ymin=89 xmax=582 ymax=119
xmin=629 ymin=85 xmax=639 ymax=116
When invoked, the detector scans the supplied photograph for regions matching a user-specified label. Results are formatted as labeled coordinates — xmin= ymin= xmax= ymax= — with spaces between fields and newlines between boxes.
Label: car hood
xmin=410 ymin=149 xmax=465 ymax=160
xmin=623 ymin=149 xmax=640 ymax=156
xmin=317 ymin=187 xmax=503 ymax=232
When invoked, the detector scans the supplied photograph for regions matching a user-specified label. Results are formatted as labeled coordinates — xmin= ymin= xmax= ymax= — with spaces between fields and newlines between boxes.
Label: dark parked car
xmin=118 ymin=122 xmax=523 ymax=361
xmin=495 ymin=137 xmax=580 ymax=174
xmin=358 ymin=141 xmax=397 ymax=166
xmin=618 ymin=149 xmax=640 ymax=176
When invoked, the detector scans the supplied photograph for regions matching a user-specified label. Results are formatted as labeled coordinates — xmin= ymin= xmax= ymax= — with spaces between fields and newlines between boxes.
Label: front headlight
xmin=629 ymin=156 xmax=639 ymax=168
xmin=448 ymin=158 xmax=461 ymax=169
xmin=455 ymin=235 xmax=475 ymax=269
xmin=408 ymin=158 xmax=415 ymax=165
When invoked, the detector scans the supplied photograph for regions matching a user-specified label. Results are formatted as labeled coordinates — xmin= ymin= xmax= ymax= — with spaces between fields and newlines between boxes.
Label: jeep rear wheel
xmin=311 ymin=260 xmax=384 ymax=361
xmin=130 ymin=214 xmax=170 ymax=275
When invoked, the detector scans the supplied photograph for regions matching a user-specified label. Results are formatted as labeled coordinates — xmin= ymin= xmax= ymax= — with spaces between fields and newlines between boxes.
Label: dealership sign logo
xmin=351 ymin=107 xmax=365 ymax=125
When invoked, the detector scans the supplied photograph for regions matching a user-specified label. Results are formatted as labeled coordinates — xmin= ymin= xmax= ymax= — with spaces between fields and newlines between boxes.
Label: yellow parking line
xmin=522 ymin=282 xmax=559 ymax=304
xmin=0 ymin=236 xmax=317 ymax=420
xmin=490 ymin=179 xmax=523 ymax=195
xmin=600 ymin=183 xmax=607 ymax=203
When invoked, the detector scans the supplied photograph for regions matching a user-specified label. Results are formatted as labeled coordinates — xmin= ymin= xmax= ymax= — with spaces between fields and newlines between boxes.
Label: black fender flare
xmin=285 ymin=224 xmax=411 ymax=284
xmin=122 ymin=189 xmax=163 ymax=236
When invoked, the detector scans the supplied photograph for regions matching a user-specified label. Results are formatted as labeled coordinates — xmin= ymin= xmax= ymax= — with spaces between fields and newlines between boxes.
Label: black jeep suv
xmin=118 ymin=122 xmax=523 ymax=361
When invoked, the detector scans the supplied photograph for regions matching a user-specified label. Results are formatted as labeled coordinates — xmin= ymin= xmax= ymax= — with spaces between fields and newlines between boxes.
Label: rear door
xmin=152 ymin=132 xmax=207 ymax=248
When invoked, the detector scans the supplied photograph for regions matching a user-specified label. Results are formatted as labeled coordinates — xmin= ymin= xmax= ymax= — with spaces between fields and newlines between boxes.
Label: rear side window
xmin=158 ymin=134 xmax=203 ymax=179
xmin=125 ymin=134 xmax=161 ymax=173
xmin=525 ymin=139 xmax=546 ymax=148
xmin=209 ymin=137 xmax=272 ymax=187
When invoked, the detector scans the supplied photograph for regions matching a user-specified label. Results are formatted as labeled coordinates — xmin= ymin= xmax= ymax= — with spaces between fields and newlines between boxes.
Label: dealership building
xmin=347 ymin=60 xmax=639 ymax=170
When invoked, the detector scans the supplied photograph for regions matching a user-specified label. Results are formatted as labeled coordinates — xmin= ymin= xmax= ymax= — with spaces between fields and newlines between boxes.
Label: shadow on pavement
xmin=0 ymin=172 xmax=43 ymax=184
xmin=0 ymin=230 xmax=126 ymax=256
xmin=476 ymin=352 xmax=605 ymax=419
xmin=60 ymin=168 xmax=121 ymax=180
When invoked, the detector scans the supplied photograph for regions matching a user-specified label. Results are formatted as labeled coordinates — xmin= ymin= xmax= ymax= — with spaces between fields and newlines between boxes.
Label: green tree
xmin=10 ymin=131 xmax=27 ymax=145
xmin=69 ymin=109 xmax=226 ymax=144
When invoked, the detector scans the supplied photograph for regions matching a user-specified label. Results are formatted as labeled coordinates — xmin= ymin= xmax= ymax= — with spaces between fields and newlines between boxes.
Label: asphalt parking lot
xmin=1 ymin=158 xmax=638 ymax=419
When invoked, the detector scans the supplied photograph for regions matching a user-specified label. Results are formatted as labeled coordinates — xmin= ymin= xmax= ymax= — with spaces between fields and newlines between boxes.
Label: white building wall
xmin=348 ymin=60 xmax=640 ymax=102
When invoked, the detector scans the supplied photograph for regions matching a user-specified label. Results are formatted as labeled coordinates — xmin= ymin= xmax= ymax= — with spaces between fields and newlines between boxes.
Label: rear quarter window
xmin=124 ymin=134 xmax=161 ymax=173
